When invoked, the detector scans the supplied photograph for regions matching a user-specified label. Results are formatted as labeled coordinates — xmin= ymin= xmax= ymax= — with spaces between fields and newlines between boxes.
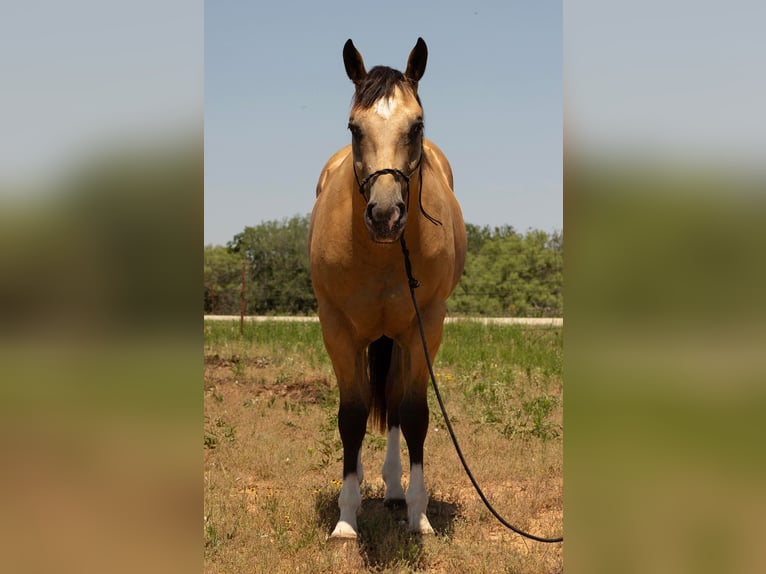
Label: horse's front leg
xmin=319 ymin=314 xmax=370 ymax=539
xmin=333 ymin=396 xmax=368 ymax=539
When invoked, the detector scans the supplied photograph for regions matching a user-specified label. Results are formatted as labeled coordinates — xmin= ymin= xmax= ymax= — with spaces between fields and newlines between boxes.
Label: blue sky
xmin=204 ymin=1 xmax=562 ymax=246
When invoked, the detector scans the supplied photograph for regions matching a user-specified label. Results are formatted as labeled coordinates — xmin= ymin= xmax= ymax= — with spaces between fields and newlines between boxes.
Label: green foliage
xmin=439 ymin=322 xmax=562 ymax=379
xmin=503 ymin=395 xmax=562 ymax=441
xmin=205 ymin=217 xmax=563 ymax=317
xmin=464 ymin=222 xmax=494 ymax=254
xmin=204 ymin=415 xmax=237 ymax=449
xmin=449 ymin=225 xmax=563 ymax=317
xmin=228 ymin=215 xmax=315 ymax=315
xmin=204 ymin=245 xmax=242 ymax=314
xmin=437 ymin=321 xmax=563 ymax=442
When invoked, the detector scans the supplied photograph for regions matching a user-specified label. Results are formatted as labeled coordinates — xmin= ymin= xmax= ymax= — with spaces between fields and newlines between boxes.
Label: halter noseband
xmin=352 ymin=151 xmax=442 ymax=227
xmin=353 ymin=157 xmax=420 ymax=199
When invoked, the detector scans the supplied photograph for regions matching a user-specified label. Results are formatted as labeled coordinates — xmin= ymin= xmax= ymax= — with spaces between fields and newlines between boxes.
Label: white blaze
xmin=374 ymin=96 xmax=397 ymax=119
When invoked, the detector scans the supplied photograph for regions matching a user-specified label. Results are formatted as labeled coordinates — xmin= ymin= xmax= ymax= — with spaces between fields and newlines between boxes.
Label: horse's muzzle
xmin=365 ymin=200 xmax=407 ymax=243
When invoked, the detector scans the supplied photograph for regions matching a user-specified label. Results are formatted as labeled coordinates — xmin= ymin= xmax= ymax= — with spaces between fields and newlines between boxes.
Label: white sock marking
xmin=406 ymin=463 xmax=434 ymax=533
xmin=382 ymin=427 xmax=405 ymax=501
xmin=331 ymin=473 xmax=361 ymax=538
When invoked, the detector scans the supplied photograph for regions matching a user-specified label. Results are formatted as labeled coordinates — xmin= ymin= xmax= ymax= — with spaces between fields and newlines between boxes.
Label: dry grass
xmin=204 ymin=320 xmax=562 ymax=573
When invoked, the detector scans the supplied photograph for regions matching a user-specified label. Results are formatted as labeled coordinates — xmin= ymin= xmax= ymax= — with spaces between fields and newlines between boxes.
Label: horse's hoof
xmin=330 ymin=520 xmax=358 ymax=540
xmin=408 ymin=515 xmax=435 ymax=535
xmin=383 ymin=498 xmax=406 ymax=510
xmin=329 ymin=531 xmax=358 ymax=541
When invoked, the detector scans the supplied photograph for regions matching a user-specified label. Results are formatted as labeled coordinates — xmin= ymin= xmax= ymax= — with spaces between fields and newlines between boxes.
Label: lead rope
xmin=399 ymin=236 xmax=564 ymax=544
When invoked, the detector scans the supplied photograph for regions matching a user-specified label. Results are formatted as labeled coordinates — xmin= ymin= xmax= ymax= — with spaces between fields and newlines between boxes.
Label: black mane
xmin=352 ymin=66 xmax=420 ymax=110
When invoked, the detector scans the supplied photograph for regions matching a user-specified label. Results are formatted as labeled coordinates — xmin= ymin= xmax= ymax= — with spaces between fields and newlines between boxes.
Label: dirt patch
xmin=205 ymin=352 xmax=272 ymax=368
xmin=204 ymin=353 xmax=334 ymax=405
xmin=262 ymin=377 xmax=333 ymax=404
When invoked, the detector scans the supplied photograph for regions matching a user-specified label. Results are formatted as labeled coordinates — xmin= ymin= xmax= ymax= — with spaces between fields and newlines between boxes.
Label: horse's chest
xmin=332 ymin=258 xmax=411 ymax=308
xmin=316 ymin=248 xmax=435 ymax=336
xmin=347 ymin=280 xmax=414 ymax=338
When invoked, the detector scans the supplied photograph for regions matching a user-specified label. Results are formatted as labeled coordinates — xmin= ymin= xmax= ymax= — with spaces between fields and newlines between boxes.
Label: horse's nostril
xmin=365 ymin=203 xmax=376 ymax=221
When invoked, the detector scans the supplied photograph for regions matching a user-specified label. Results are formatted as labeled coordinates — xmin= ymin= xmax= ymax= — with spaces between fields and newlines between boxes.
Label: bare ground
xmin=204 ymin=350 xmax=563 ymax=573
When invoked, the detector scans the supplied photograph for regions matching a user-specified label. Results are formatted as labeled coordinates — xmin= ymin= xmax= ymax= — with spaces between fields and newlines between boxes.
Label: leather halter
xmin=352 ymin=149 xmax=441 ymax=227
xmin=353 ymin=155 xmax=420 ymax=199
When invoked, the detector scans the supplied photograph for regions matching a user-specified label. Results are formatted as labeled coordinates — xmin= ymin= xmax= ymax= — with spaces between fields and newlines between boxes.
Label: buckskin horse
xmin=308 ymin=38 xmax=466 ymax=539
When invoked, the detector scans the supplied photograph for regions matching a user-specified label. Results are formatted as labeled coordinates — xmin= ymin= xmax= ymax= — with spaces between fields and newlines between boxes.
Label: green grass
xmin=436 ymin=322 xmax=563 ymax=443
xmin=439 ymin=321 xmax=562 ymax=378
xmin=204 ymin=319 xmax=563 ymax=573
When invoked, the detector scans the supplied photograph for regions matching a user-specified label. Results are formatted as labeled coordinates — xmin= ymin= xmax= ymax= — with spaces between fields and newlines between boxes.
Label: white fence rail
xmin=204 ymin=315 xmax=562 ymax=327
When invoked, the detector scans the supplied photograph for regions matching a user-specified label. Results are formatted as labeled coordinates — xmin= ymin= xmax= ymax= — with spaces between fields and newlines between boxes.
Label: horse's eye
xmin=410 ymin=121 xmax=424 ymax=138
xmin=348 ymin=123 xmax=363 ymax=141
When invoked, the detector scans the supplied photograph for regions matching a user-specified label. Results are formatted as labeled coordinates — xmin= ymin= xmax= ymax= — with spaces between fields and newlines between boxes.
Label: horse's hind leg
xmin=400 ymin=392 xmax=434 ymax=534
xmin=382 ymin=421 xmax=406 ymax=508
xmin=381 ymin=339 xmax=434 ymax=532
xmin=381 ymin=344 xmax=406 ymax=508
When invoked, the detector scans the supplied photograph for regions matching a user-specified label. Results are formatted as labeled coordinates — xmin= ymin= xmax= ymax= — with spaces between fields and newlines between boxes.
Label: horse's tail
xmin=368 ymin=336 xmax=393 ymax=434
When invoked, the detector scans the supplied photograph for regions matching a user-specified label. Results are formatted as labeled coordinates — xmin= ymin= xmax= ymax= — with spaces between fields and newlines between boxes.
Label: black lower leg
xmin=399 ymin=398 xmax=429 ymax=466
xmin=338 ymin=402 xmax=368 ymax=477
xmin=387 ymin=406 xmax=400 ymax=431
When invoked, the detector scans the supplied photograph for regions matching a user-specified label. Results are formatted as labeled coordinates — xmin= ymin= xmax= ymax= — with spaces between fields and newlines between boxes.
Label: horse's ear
xmin=343 ymin=39 xmax=367 ymax=84
xmin=405 ymin=37 xmax=428 ymax=83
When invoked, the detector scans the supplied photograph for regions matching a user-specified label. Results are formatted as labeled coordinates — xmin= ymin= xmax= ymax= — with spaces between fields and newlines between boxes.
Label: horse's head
xmin=343 ymin=38 xmax=428 ymax=243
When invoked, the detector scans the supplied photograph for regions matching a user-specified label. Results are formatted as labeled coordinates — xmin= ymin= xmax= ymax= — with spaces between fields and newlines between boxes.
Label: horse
xmin=308 ymin=38 xmax=466 ymax=539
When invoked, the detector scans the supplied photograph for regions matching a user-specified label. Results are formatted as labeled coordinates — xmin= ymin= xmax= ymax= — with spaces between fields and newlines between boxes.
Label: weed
xmin=205 ymin=416 xmax=236 ymax=447
xmin=503 ymin=394 xmax=561 ymax=441
xmin=204 ymin=518 xmax=236 ymax=554
xmin=312 ymin=413 xmax=342 ymax=471
xmin=204 ymin=432 xmax=218 ymax=450
xmin=229 ymin=355 xmax=245 ymax=379
xmin=282 ymin=400 xmax=307 ymax=414
xmin=523 ymin=394 xmax=561 ymax=440
xmin=481 ymin=405 xmax=504 ymax=425
xmin=365 ymin=432 xmax=387 ymax=452
xmin=204 ymin=523 xmax=218 ymax=550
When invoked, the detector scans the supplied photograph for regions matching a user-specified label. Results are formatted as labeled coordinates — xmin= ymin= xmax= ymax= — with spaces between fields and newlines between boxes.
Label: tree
xmin=228 ymin=215 xmax=315 ymax=315
xmin=465 ymin=222 xmax=493 ymax=256
xmin=204 ymin=245 xmax=242 ymax=314
xmin=448 ymin=226 xmax=563 ymax=317
xmin=206 ymin=217 xmax=562 ymax=317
